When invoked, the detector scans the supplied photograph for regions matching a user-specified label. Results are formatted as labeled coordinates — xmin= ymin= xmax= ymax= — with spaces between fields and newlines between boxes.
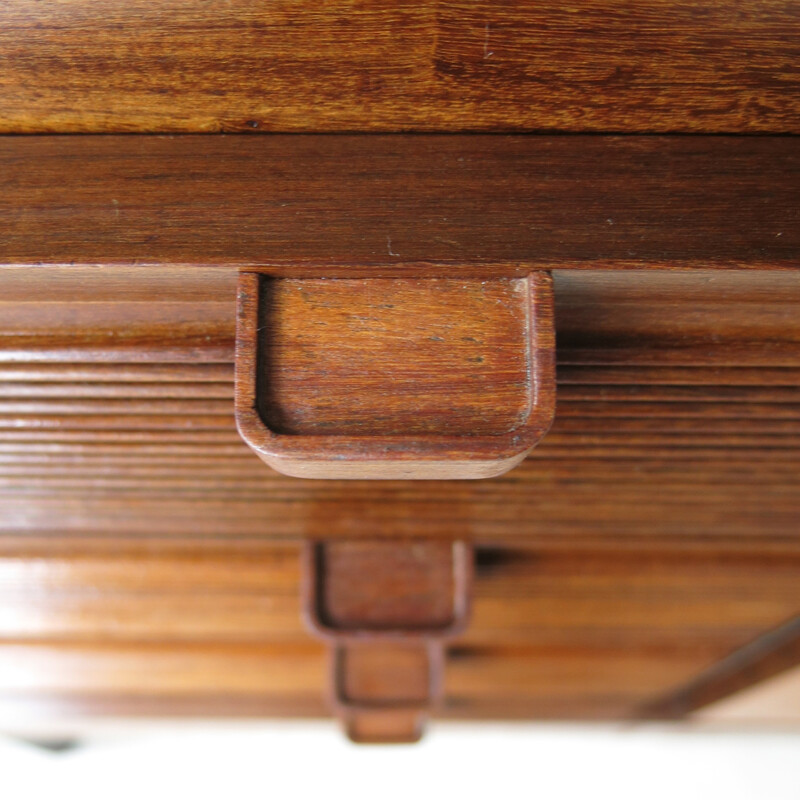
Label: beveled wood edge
xmin=301 ymin=541 xmax=474 ymax=643
xmin=234 ymin=271 xmax=556 ymax=474
xmin=641 ymin=615 xmax=800 ymax=720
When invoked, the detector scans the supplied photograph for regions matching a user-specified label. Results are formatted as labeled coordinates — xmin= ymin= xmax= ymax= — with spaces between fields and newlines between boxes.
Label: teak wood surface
xmin=0 ymin=267 xmax=797 ymax=545
xmin=235 ymin=273 xmax=555 ymax=478
xmin=0 ymin=136 xmax=797 ymax=273
xmin=0 ymin=541 xmax=797 ymax=723
xmin=0 ymin=263 xmax=797 ymax=726
xmin=305 ymin=541 xmax=472 ymax=741
xmin=0 ymin=0 xmax=798 ymax=134
xmin=0 ymin=0 xmax=799 ymax=732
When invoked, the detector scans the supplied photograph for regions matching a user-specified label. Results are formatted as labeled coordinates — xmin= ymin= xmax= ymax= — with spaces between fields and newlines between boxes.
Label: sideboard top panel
xmin=0 ymin=0 xmax=798 ymax=133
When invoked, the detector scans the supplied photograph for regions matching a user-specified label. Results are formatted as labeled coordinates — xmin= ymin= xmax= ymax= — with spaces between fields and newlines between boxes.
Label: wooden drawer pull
xmin=235 ymin=272 xmax=555 ymax=479
xmin=303 ymin=540 xmax=472 ymax=743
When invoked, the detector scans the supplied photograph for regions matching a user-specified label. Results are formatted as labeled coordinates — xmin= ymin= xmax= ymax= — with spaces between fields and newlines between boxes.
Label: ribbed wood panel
xmin=0 ymin=268 xmax=797 ymax=545
xmin=0 ymin=265 xmax=798 ymax=721
xmin=0 ymin=543 xmax=797 ymax=720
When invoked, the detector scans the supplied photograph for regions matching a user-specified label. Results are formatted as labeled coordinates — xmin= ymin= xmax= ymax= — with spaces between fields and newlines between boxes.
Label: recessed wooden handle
xmin=302 ymin=540 xmax=472 ymax=743
xmin=235 ymin=272 xmax=555 ymax=479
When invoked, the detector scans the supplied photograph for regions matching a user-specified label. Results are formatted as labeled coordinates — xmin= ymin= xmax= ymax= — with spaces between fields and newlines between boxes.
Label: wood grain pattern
xmin=0 ymin=267 xmax=796 ymax=544
xmin=257 ymin=279 xmax=532 ymax=437
xmin=2 ymin=0 xmax=798 ymax=733
xmin=0 ymin=641 xmax=715 ymax=720
xmin=0 ymin=1 xmax=797 ymax=133
xmin=0 ymin=259 xmax=798 ymax=724
xmin=0 ymin=542 xmax=797 ymax=722
xmin=236 ymin=273 xmax=555 ymax=478
xmin=310 ymin=541 xmax=468 ymax=633
xmin=3 ymin=543 xmax=799 ymax=651
xmin=305 ymin=540 xmax=471 ymax=741
xmin=1 ymin=136 xmax=797 ymax=273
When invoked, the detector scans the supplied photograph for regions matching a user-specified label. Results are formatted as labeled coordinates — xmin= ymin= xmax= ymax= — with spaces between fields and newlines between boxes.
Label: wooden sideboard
xmin=0 ymin=0 xmax=798 ymax=741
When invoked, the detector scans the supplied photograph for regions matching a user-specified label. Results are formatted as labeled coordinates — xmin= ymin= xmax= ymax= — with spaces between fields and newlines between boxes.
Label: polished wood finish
xmin=235 ymin=273 xmax=555 ymax=478
xmin=1 ymin=1 xmax=797 ymax=134
xmin=0 ymin=260 xmax=796 ymax=725
xmin=0 ymin=10 xmax=798 ymax=731
xmin=1 ymin=136 xmax=797 ymax=273
xmin=309 ymin=542 xmax=470 ymax=633
xmin=304 ymin=541 xmax=471 ymax=741
xmin=0 ymin=542 xmax=798 ymax=723
xmin=307 ymin=542 xmax=472 ymax=640
xmin=336 ymin=643 xmax=434 ymax=743
xmin=0 ymin=267 xmax=796 ymax=546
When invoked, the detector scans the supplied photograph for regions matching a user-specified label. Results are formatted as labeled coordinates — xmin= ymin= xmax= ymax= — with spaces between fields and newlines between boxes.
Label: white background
xmin=1 ymin=723 xmax=798 ymax=800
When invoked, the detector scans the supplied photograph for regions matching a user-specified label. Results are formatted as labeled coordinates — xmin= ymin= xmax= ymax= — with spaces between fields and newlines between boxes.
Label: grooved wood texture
xmin=1 ymin=136 xmax=797 ymax=272
xmin=2 ymin=0 xmax=798 ymax=733
xmin=0 ymin=136 xmax=798 ymax=723
xmin=1 ymin=267 xmax=798 ymax=545
xmin=0 ymin=542 xmax=798 ymax=722
xmin=0 ymin=1 xmax=798 ymax=133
